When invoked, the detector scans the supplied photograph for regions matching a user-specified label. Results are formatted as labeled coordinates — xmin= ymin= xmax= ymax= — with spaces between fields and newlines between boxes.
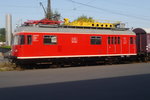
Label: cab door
xmin=116 ymin=37 xmax=121 ymax=54
xmin=12 ymin=35 xmax=25 ymax=57
xmin=129 ymin=36 xmax=136 ymax=54
xmin=121 ymin=36 xmax=129 ymax=54
xmin=107 ymin=36 xmax=116 ymax=54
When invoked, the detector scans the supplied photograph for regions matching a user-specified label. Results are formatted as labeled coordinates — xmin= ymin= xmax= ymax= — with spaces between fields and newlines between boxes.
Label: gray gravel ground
xmin=0 ymin=56 xmax=8 ymax=63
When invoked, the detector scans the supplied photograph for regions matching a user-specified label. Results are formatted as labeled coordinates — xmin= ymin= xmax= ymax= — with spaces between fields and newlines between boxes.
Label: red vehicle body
xmin=11 ymin=26 xmax=137 ymax=64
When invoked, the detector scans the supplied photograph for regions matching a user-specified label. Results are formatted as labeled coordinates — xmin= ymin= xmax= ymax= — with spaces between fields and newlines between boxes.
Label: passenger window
xmin=115 ymin=37 xmax=117 ymax=44
xmin=27 ymin=35 xmax=32 ymax=45
xmin=118 ymin=37 xmax=120 ymax=44
xmin=108 ymin=37 xmax=111 ymax=44
xmin=91 ymin=36 xmax=102 ymax=45
xmin=44 ymin=35 xmax=57 ymax=45
xmin=19 ymin=35 xmax=25 ymax=45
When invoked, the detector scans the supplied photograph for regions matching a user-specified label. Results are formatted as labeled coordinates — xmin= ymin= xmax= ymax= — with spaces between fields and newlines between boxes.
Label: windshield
xmin=13 ymin=35 xmax=25 ymax=45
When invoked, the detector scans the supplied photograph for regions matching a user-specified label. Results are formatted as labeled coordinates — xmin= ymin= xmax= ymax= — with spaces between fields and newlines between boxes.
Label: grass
xmin=0 ymin=62 xmax=16 ymax=71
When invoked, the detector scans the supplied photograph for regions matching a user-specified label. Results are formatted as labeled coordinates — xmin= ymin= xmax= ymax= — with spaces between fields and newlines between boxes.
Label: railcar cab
xmin=11 ymin=33 xmax=32 ymax=58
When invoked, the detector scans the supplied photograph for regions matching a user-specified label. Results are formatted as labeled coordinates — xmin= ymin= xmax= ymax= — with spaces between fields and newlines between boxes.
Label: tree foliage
xmin=74 ymin=15 xmax=95 ymax=22
xmin=0 ymin=28 xmax=6 ymax=42
xmin=52 ymin=10 xmax=61 ymax=21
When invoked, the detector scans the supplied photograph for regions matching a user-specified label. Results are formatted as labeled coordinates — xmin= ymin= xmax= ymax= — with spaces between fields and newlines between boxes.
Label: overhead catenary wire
xmin=72 ymin=0 xmax=97 ymax=10
xmin=67 ymin=0 xmax=150 ymax=22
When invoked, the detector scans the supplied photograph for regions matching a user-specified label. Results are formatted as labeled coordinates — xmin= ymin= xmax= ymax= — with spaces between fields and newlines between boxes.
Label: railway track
xmin=0 ymin=54 xmax=150 ymax=71
xmin=14 ymin=59 xmax=150 ymax=70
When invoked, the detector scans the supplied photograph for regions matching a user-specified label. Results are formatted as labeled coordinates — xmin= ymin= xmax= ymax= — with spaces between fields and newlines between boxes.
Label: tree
xmin=74 ymin=15 xmax=95 ymax=22
xmin=0 ymin=28 xmax=6 ymax=42
xmin=52 ymin=11 xmax=61 ymax=21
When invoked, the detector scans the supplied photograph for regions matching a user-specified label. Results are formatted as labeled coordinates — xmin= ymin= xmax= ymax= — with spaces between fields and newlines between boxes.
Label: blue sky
xmin=0 ymin=0 xmax=150 ymax=30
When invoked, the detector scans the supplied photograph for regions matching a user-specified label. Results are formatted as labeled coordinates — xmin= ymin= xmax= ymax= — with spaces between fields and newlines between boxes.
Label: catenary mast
xmin=46 ymin=0 xmax=52 ymax=20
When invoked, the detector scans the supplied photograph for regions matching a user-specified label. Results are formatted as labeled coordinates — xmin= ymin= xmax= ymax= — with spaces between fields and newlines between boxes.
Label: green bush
xmin=1 ymin=46 xmax=11 ymax=49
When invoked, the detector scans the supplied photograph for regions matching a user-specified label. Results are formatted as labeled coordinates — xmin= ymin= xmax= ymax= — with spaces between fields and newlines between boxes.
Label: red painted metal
xmin=11 ymin=32 xmax=137 ymax=59
xmin=24 ymin=19 xmax=63 ymax=25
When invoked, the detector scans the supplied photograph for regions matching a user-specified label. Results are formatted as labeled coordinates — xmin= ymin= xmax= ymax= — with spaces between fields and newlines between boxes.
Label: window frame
xmin=90 ymin=36 xmax=102 ymax=45
xmin=43 ymin=35 xmax=57 ymax=45
xmin=115 ymin=37 xmax=117 ymax=44
xmin=111 ymin=37 xmax=114 ymax=44
xmin=13 ymin=35 xmax=19 ymax=45
xmin=108 ymin=37 xmax=111 ymax=44
xmin=19 ymin=35 xmax=25 ymax=45
xmin=130 ymin=37 xmax=134 ymax=44
xmin=27 ymin=35 xmax=32 ymax=45
xmin=118 ymin=37 xmax=120 ymax=44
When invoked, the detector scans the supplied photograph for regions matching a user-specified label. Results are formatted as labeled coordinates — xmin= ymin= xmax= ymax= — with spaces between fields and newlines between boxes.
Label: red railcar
xmin=11 ymin=26 xmax=136 ymax=64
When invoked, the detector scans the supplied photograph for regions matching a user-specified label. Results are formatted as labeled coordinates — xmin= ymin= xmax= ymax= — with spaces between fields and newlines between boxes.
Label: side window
xmin=111 ymin=37 xmax=114 ymax=44
xmin=44 ymin=35 xmax=57 ymax=45
xmin=27 ymin=35 xmax=32 ymax=45
xmin=108 ymin=37 xmax=111 ymax=44
xmin=91 ymin=36 xmax=102 ymax=45
xmin=118 ymin=37 xmax=120 ymax=44
xmin=115 ymin=37 xmax=117 ymax=44
xmin=19 ymin=35 xmax=25 ymax=45
xmin=130 ymin=37 xmax=134 ymax=44
xmin=108 ymin=36 xmax=120 ymax=45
